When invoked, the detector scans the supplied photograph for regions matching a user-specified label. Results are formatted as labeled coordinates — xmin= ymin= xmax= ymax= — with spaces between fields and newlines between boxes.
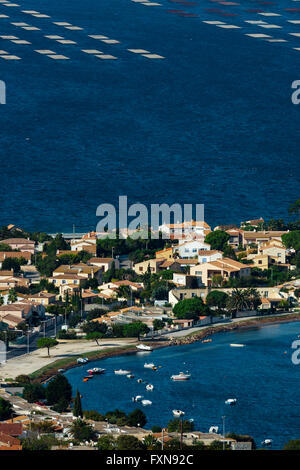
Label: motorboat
xmin=87 ymin=368 xmax=105 ymax=375
xmin=141 ymin=399 xmax=152 ymax=406
xmin=136 ymin=344 xmax=153 ymax=351
xmin=137 ymin=379 xmax=143 ymax=383
xmin=202 ymin=339 xmax=212 ymax=343
xmin=225 ymin=398 xmax=237 ymax=405
xmin=172 ymin=410 xmax=185 ymax=417
xmin=144 ymin=363 xmax=155 ymax=369
xmin=84 ymin=375 xmax=93 ymax=380
xmin=209 ymin=426 xmax=219 ymax=434
xmin=132 ymin=395 xmax=143 ymax=402
xmin=261 ymin=439 xmax=273 ymax=446
xmin=230 ymin=344 xmax=245 ymax=347
xmin=77 ymin=357 xmax=89 ymax=364
xmin=171 ymin=372 xmax=191 ymax=381
xmin=114 ymin=369 xmax=131 ymax=375
xmin=146 ymin=384 xmax=154 ymax=391
xmin=127 ymin=374 xmax=135 ymax=379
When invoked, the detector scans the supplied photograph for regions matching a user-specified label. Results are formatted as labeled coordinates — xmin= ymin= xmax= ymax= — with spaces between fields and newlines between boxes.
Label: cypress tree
xmin=73 ymin=389 xmax=83 ymax=418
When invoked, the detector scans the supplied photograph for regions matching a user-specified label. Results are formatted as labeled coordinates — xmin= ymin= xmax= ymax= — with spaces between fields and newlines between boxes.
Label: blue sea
xmin=0 ymin=0 xmax=299 ymax=232
xmin=65 ymin=322 xmax=300 ymax=449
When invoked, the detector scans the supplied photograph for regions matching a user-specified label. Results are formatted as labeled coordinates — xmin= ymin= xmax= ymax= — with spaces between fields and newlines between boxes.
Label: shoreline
xmin=28 ymin=312 xmax=300 ymax=383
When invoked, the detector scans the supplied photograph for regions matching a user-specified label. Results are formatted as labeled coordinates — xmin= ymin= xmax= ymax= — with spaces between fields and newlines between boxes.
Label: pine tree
xmin=73 ymin=389 xmax=83 ymax=418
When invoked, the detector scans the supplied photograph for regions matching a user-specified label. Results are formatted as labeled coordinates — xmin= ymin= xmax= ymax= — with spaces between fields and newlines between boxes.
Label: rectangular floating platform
xmin=128 ymin=49 xmax=150 ymax=53
xmin=65 ymin=26 xmax=83 ymax=30
xmin=141 ymin=53 xmax=165 ymax=58
xmin=246 ymin=33 xmax=272 ymax=37
xmin=216 ymin=24 xmax=241 ymax=28
xmin=45 ymin=35 xmax=64 ymax=39
xmin=1 ymin=54 xmax=21 ymax=59
xmin=48 ymin=54 xmax=70 ymax=59
xmin=101 ymin=39 xmax=120 ymax=44
xmin=95 ymin=54 xmax=117 ymax=59
xmin=11 ymin=22 xmax=29 ymax=26
xmin=11 ymin=39 xmax=31 ymax=44
xmin=0 ymin=35 xmax=18 ymax=39
xmin=82 ymin=49 xmax=103 ymax=54
xmin=89 ymin=35 xmax=108 ymax=39
xmin=53 ymin=22 xmax=71 ymax=26
xmin=56 ymin=39 xmax=77 ymax=44
xmin=22 ymin=26 xmax=40 ymax=30
xmin=35 ymin=49 xmax=56 ymax=54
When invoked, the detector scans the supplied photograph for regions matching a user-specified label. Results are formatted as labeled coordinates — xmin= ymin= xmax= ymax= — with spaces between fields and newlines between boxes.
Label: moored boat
xmin=144 ymin=363 xmax=155 ymax=369
xmin=230 ymin=344 xmax=245 ymax=347
xmin=114 ymin=369 xmax=131 ymax=375
xmin=127 ymin=374 xmax=135 ymax=379
xmin=171 ymin=372 xmax=191 ymax=381
xmin=146 ymin=384 xmax=154 ymax=391
xmin=172 ymin=409 xmax=185 ymax=417
xmin=141 ymin=399 xmax=152 ymax=406
xmin=87 ymin=368 xmax=105 ymax=375
xmin=136 ymin=344 xmax=153 ymax=351
xmin=225 ymin=398 xmax=237 ymax=405
xmin=132 ymin=395 xmax=143 ymax=402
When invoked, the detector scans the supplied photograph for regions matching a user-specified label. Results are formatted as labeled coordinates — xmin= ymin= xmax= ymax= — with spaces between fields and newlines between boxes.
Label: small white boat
xmin=144 ymin=363 xmax=156 ymax=369
xmin=132 ymin=395 xmax=143 ymax=402
xmin=146 ymin=384 xmax=154 ymax=391
xmin=114 ymin=369 xmax=131 ymax=375
xmin=230 ymin=344 xmax=245 ymax=347
xmin=171 ymin=372 xmax=191 ymax=381
xmin=141 ymin=399 xmax=152 ymax=406
xmin=261 ymin=439 xmax=273 ymax=446
xmin=209 ymin=426 xmax=219 ymax=434
xmin=136 ymin=344 xmax=153 ymax=351
xmin=172 ymin=409 xmax=185 ymax=417
xmin=77 ymin=357 xmax=88 ymax=364
xmin=137 ymin=379 xmax=143 ymax=383
xmin=87 ymin=368 xmax=105 ymax=375
xmin=127 ymin=374 xmax=135 ymax=379
xmin=225 ymin=398 xmax=237 ymax=405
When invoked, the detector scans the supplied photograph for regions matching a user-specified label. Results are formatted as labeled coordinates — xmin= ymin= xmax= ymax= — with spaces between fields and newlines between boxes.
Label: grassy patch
xmin=29 ymin=345 xmax=136 ymax=382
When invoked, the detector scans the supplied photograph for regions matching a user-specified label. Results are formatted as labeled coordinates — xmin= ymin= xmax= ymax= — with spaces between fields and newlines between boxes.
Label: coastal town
xmin=0 ymin=202 xmax=300 ymax=451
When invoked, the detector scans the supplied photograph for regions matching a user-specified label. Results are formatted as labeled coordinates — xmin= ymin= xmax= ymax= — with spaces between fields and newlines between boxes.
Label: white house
xmin=173 ymin=240 xmax=211 ymax=259
xmin=198 ymin=250 xmax=223 ymax=264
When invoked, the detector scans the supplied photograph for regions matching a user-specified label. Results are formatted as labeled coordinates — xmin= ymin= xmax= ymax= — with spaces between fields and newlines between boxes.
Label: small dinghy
xmin=225 ymin=398 xmax=237 ymax=405
xmin=146 ymin=384 xmax=154 ymax=391
xmin=209 ymin=426 xmax=219 ymax=434
xmin=172 ymin=409 xmax=185 ymax=417
xmin=261 ymin=439 xmax=273 ymax=446
xmin=127 ymin=374 xmax=135 ymax=379
xmin=144 ymin=363 xmax=155 ymax=369
xmin=141 ymin=399 xmax=152 ymax=406
xmin=137 ymin=379 xmax=143 ymax=383
xmin=132 ymin=395 xmax=143 ymax=402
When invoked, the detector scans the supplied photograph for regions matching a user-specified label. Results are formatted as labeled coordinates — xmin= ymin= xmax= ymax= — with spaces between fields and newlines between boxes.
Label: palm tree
xmin=244 ymin=288 xmax=261 ymax=310
xmin=226 ymin=288 xmax=248 ymax=318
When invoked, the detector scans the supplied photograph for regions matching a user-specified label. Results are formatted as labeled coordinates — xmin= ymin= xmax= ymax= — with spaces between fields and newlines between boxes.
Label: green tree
xmin=45 ymin=374 xmax=72 ymax=406
xmin=205 ymin=230 xmax=230 ymax=251
xmin=127 ymin=408 xmax=147 ymax=427
xmin=37 ymin=337 xmax=58 ymax=356
xmin=167 ymin=419 xmax=194 ymax=433
xmin=289 ymin=198 xmax=300 ymax=218
xmin=153 ymin=319 xmax=165 ymax=331
xmin=173 ymin=297 xmax=208 ymax=320
xmin=0 ymin=397 xmax=13 ymax=420
xmin=73 ymin=389 xmax=83 ymax=418
xmin=115 ymin=435 xmax=145 ymax=450
xmin=52 ymin=397 xmax=69 ymax=413
xmin=86 ymin=331 xmax=106 ymax=345
xmin=23 ymin=383 xmax=45 ymax=403
xmin=143 ymin=434 xmax=161 ymax=450
xmin=71 ymin=419 xmax=97 ymax=442
xmin=97 ymin=435 xmax=116 ymax=450
xmin=206 ymin=290 xmax=228 ymax=310
xmin=283 ymin=439 xmax=300 ymax=450
xmin=282 ymin=231 xmax=300 ymax=251
xmin=8 ymin=288 xmax=17 ymax=303
xmin=21 ymin=435 xmax=59 ymax=451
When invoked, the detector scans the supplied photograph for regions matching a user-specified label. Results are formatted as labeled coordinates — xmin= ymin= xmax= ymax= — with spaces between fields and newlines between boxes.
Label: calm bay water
xmin=65 ymin=322 xmax=300 ymax=450
xmin=0 ymin=0 xmax=299 ymax=231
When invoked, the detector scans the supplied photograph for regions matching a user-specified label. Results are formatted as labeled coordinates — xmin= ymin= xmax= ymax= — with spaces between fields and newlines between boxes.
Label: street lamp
xmin=222 ymin=415 xmax=226 ymax=450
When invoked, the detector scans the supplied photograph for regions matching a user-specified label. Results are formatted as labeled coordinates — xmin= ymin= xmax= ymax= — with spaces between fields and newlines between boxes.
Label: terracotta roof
xmin=1 ymin=238 xmax=34 ymax=245
xmin=198 ymin=250 xmax=222 ymax=255
xmin=176 ymin=259 xmax=199 ymax=264
xmin=0 ymin=252 xmax=31 ymax=261
xmin=0 ymin=423 xmax=22 ymax=437
xmin=244 ymin=231 xmax=287 ymax=239
xmin=89 ymin=257 xmax=114 ymax=263
xmin=0 ymin=432 xmax=21 ymax=447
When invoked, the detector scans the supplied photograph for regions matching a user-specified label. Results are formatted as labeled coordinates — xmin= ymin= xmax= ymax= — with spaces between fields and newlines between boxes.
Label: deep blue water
xmin=0 ymin=0 xmax=299 ymax=232
xmin=65 ymin=322 xmax=300 ymax=449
